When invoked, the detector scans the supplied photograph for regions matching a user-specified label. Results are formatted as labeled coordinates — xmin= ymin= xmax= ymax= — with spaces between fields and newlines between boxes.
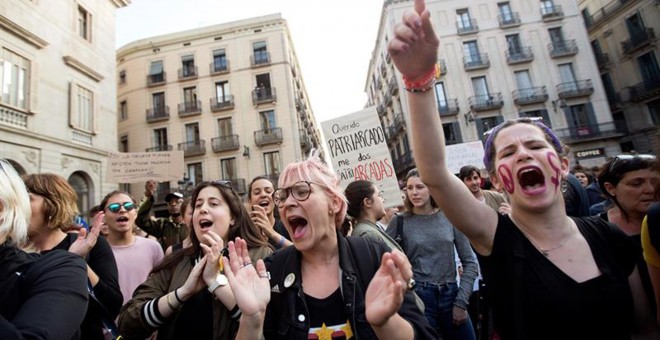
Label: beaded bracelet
xmin=403 ymin=63 xmax=441 ymax=93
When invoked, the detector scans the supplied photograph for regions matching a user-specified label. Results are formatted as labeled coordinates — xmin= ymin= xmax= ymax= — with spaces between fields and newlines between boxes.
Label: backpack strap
xmin=394 ymin=213 xmax=405 ymax=252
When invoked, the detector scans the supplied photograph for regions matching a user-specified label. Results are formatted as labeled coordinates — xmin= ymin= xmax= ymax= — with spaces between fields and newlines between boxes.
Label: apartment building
xmin=116 ymin=14 xmax=321 ymax=203
xmin=368 ymin=0 xmax=621 ymax=177
xmin=579 ymin=0 xmax=660 ymax=155
xmin=1 ymin=0 xmax=129 ymax=216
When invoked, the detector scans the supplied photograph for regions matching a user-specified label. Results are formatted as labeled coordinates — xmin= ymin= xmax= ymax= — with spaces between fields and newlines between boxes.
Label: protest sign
xmin=321 ymin=107 xmax=402 ymax=207
xmin=107 ymin=151 xmax=184 ymax=183
xmin=445 ymin=141 xmax=485 ymax=174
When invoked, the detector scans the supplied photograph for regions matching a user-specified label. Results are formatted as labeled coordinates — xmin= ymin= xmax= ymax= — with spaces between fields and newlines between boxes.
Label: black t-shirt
xmin=478 ymin=214 xmax=640 ymax=340
xmin=305 ymin=288 xmax=354 ymax=340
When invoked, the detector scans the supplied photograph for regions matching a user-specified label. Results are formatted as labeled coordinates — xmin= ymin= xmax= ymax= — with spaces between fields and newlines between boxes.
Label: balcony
xmin=463 ymin=54 xmax=490 ymax=71
xmin=250 ymin=52 xmax=271 ymax=67
xmin=505 ymin=47 xmax=534 ymax=64
xmin=384 ymin=95 xmax=392 ymax=107
xmin=469 ymin=93 xmax=504 ymax=112
xmin=388 ymin=75 xmax=398 ymax=95
xmin=178 ymin=100 xmax=202 ymax=117
xmin=300 ymin=130 xmax=312 ymax=151
xmin=254 ymin=127 xmax=283 ymax=146
xmin=377 ymin=103 xmax=386 ymax=116
xmin=457 ymin=19 xmax=479 ymax=35
xmin=393 ymin=152 xmax=415 ymax=175
xmin=146 ymin=106 xmax=169 ymax=123
xmin=228 ymin=178 xmax=247 ymax=195
xmin=252 ymin=87 xmax=277 ymax=105
xmin=178 ymin=140 xmax=206 ymax=157
xmin=209 ymin=61 xmax=230 ymax=75
xmin=586 ymin=0 xmax=635 ymax=30
xmin=540 ymin=4 xmax=563 ymax=21
xmin=557 ymin=80 xmax=594 ymax=99
xmin=439 ymin=59 xmax=447 ymax=76
xmin=498 ymin=12 xmax=521 ymax=28
xmin=595 ymin=52 xmax=610 ymax=69
xmin=211 ymin=135 xmax=240 ymax=152
xmin=512 ymin=87 xmax=549 ymax=105
xmin=554 ymin=121 xmax=626 ymax=143
xmin=295 ymin=97 xmax=306 ymax=111
xmin=210 ymin=95 xmax=234 ymax=112
xmin=438 ymin=98 xmax=459 ymax=117
xmin=393 ymin=114 xmax=406 ymax=133
xmin=622 ymin=28 xmax=655 ymax=56
xmin=145 ymin=145 xmax=172 ymax=152
xmin=178 ymin=66 xmax=198 ymax=81
xmin=548 ymin=39 xmax=578 ymax=58
xmin=380 ymin=63 xmax=387 ymax=77
xmin=146 ymin=72 xmax=166 ymax=87
xmin=626 ymin=78 xmax=660 ymax=102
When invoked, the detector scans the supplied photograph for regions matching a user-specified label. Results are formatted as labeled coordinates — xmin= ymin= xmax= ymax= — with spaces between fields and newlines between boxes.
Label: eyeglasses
xmin=273 ymin=181 xmax=322 ymax=208
xmin=608 ymin=154 xmax=656 ymax=172
xmin=107 ymin=202 xmax=136 ymax=213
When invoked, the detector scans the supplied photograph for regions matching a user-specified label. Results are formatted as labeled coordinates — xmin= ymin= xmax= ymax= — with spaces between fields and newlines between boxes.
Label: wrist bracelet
xmin=277 ymin=236 xmax=286 ymax=248
xmin=174 ymin=289 xmax=184 ymax=304
xmin=166 ymin=293 xmax=179 ymax=310
xmin=403 ymin=63 xmax=441 ymax=92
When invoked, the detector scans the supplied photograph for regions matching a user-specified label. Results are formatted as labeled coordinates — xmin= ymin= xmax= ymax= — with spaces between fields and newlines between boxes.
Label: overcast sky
xmin=115 ymin=0 xmax=384 ymax=124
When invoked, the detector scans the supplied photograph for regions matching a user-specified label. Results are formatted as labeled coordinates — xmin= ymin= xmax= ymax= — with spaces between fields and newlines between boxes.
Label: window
xmin=70 ymin=83 xmax=94 ymax=132
xmin=181 ymin=55 xmax=195 ymax=77
xmin=68 ymin=172 xmax=90 ymax=221
xmin=253 ymin=41 xmax=269 ymax=64
xmin=568 ymin=104 xmax=590 ymax=131
xmin=600 ymin=73 xmax=618 ymax=104
xmin=434 ymin=82 xmax=448 ymax=109
xmin=471 ymin=76 xmax=489 ymax=99
xmin=649 ymin=99 xmax=660 ymax=125
xmin=463 ymin=41 xmax=480 ymax=63
xmin=442 ymin=122 xmax=462 ymax=145
xmin=183 ymin=86 xmax=197 ymax=108
xmin=77 ymin=5 xmax=91 ymax=41
xmin=264 ymin=151 xmax=282 ymax=176
xmin=153 ymin=128 xmax=168 ymax=150
xmin=185 ymin=123 xmax=200 ymax=143
xmin=520 ymin=110 xmax=551 ymax=127
xmin=637 ymin=52 xmax=660 ymax=87
xmin=506 ymin=34 xmax=523 ymax=54
xmin=625 ymin=13 xmax=645 ymax=36
xmin=215 ymin=81 xmax=231 ymax=101
xmin=119 ymin=135 xmax=128 ymax=152
xmin=187 ymin=162 xmax=203 ymax=186
xmin=260 ymin=110 xmax=276 ymax=131
xmin=456 ymin=9 xmax=472 ymax=30
xmin=514 ymin=70 xmax=533 ymax=96
xmin=119 ymin=100 xmax=128 ymax=120
xmin=218 ymin=118 xmax=233 ymax=136
xmin=213 ymin=49 xmax=228 ymax=72
xmin=221 ymin=158 xmax=237 ymax=179
xmin=558 ymin=63 xmax=577 ymax=91
xmin=152 ymin=92 xmax=165 ymax=114
xmin=498 ymin=2 xmax=513 ymax=21
xmin=1 ymin=48 xmax=29 ymax=110
xmin=477 ymin=116 xmax=504 ymax=142
xmin=119 ymin=70 xmax=126 ymax=84
xmin=540 ymin=0 xmax=556 ymax=15
xmin=548 ymin=27 xmax=564 ymax=45
xmin=149 ymin=60 xmax=164 ymax=83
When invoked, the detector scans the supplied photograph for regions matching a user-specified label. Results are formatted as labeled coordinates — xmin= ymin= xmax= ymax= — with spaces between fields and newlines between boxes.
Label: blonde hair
xmin=22 ymin=173 xmax=79 ymax=232
xmin=0 ymin=159 xmax=31 ymax=246
xmin=277 ymin=150 xmax=347 ymax=229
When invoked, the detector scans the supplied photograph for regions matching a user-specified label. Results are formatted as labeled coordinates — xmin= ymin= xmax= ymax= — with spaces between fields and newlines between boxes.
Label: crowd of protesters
xmin=2 ymin=1 xmax=660 ymax=339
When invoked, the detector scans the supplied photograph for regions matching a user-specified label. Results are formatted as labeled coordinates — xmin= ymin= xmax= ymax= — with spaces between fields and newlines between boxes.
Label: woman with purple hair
xmin=383 ymin=1 xmax=644 ymax=339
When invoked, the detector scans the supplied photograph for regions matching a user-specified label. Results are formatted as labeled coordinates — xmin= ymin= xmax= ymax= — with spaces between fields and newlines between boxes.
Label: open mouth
xmin=116 ymin=216 xmax=129 ymax=223
xmin=517 ymin=167 xmax=546 ymax=194
xmin=258 ymin=200 xmax=270 ymax=208
xmin=199 ymin=219 xmax=213 ymax=229
xmin=287 ymin=216 xmax=308 ymax=239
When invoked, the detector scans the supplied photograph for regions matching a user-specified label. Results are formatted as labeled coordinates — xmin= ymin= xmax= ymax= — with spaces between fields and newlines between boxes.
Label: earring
xmin=561 ymin=179 xmax=568 ymax=193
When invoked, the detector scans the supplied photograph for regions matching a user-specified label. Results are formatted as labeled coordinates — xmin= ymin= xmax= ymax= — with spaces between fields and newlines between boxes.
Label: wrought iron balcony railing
xmin=177 ymin=140 xmax=206 ymax=157
xmin=146 ymin=106 xmax=169 ymax=123
xmin=210 ymin=95 xmax=235 ymax=112
xmin=254 ymin=127 xmax=283 ymax=146
xmin=211 ymin=135 xmax=240 ymax=152
xmin=512 ymin=86 xmax=549 ymax=105
xmin=556 ymin=80 xmax=594 ymax=99
xmin=469 ymin=93 xmax=504 ymax=111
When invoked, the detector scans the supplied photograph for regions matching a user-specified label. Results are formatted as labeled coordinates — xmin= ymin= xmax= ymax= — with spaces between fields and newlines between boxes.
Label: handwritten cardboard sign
xmin=445 ymin=141 xmax=485 ymax=174
xmin=107 ymin=151 xmax=184 ymax=183
xmin=321 ymin=107 xmax=402 ymax=207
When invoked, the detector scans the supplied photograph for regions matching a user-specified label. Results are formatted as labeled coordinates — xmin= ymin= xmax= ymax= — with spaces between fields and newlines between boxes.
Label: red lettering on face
xmin=498 ymin=165 xmax=515 ymax=194
xmin=547 ymin=152 xmax=561 ymax=190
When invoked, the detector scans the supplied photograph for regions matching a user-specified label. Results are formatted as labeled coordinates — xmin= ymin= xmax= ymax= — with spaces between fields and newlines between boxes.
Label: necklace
xmin=513 ymin=217 xmax=575 ymax=257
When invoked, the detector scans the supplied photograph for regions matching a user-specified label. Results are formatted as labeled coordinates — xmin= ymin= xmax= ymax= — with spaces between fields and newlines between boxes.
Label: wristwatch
xmin=208 ymin=273 xmax=228 ymax=293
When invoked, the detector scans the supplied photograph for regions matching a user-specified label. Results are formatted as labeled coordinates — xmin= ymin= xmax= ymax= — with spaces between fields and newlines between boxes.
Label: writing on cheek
xmin=498 ymin=165 xmax=515 ymax=194
xmin=547 ymin=152 xmax=561 ymax=190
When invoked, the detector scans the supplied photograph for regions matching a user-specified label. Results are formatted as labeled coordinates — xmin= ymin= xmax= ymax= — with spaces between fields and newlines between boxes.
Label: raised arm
xmin=387 ymin=0 xmax=497 ymax=253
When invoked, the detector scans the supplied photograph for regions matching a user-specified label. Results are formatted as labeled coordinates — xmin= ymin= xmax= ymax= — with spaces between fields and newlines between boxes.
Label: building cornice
xmin=109 ymin=0 xmax=131 ymax=8
xmin=63 ymin=56 xmax=104 ymax=82
xmin=0 ymin=15 xmax=48 ymax=49
xmin=0 ymin=124 xmax=112 ymax=157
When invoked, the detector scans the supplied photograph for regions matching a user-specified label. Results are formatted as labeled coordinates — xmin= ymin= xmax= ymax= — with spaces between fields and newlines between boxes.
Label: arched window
xmin=69 ymin=172 xmax=91 ymax=219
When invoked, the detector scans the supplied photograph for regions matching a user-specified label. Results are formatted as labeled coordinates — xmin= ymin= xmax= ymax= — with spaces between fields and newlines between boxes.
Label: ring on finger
xmin=407 ymin=278 xmax=416 ymax=291
xmin=241 ymin=262 xmax=253 ymax=269
xmin=259 ymin=272 xmax=271 ymax=280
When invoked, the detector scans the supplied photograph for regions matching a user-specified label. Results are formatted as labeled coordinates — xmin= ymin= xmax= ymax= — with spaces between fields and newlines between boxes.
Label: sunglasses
xmin=608 ymin=154 xmax=656 ymax=172
xmin=107 ymin=202 xmax=136 ymax=213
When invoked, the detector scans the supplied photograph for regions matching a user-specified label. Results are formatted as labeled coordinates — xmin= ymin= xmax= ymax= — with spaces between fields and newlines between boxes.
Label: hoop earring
xmin=561 ymin=180 xmax=568 ymax=193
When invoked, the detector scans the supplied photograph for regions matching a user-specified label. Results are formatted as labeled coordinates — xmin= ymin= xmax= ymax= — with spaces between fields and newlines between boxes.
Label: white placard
xmin=107 ymin=151 xmax=184 ymax=183
xmin=445 ymin=141 xmax=485 ymax=174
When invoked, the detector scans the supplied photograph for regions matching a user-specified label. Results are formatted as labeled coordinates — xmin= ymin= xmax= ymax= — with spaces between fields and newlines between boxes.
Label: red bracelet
xmin=403 ymin=64 xmax=441 ymax=92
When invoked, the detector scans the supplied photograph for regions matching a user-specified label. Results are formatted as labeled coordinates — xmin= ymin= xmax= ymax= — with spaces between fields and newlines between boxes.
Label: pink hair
xmin=278 ymin=151 xmax=348 ymax=229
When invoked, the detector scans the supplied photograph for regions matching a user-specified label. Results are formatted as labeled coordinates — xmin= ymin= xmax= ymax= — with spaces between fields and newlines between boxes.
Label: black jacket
xmin=262 ymin=233 xmax=437 ymax=339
